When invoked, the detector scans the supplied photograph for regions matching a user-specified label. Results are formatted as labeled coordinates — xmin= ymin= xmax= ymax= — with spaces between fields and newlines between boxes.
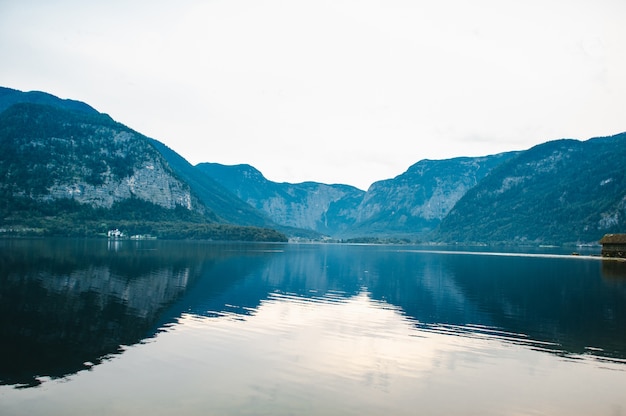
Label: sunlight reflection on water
xmin=3 ymin=288 xmax=626 ymax=416
xmin=110 ymin=290 xmax=625 ymax=415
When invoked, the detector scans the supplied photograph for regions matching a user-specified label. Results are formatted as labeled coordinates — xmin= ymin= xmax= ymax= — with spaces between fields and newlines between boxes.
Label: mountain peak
xmin=0 ymin=87 xmax=99 ymax=115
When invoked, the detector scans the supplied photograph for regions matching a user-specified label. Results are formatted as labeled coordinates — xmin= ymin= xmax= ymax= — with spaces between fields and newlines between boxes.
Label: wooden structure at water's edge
xmin=600 ymin=234 xmax=626 ymax=258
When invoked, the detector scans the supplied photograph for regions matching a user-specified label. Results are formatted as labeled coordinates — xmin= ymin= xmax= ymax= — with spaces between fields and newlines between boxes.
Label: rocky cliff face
xmin=0 ymin=102 xmax=201 ymax=213
xmin=195 ymin=163 xmax=364 ymax=236
xmin=257 ymin=182 xmax=363 ymax=233
xmin=44 ymin=131 xmax=195 ymax=210
xmin=197 ymin=155 xmax=515 ymax=239
xmin=347 ymin=153 xmax=517 ymax=238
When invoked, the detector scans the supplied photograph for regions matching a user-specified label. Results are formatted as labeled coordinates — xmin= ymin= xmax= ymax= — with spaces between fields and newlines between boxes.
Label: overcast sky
xmin=1 ymin=0 xmax=625 ymax=190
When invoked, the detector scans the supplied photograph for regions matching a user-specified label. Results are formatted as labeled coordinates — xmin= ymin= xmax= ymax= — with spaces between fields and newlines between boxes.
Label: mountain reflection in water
xmin=0 ymin=239 xmax=275 ymax=387
xmin=1 ymin=239 xmax=625 ymax=391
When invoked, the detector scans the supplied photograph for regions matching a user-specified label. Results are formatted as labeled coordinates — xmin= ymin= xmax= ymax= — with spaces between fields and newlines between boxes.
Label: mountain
xmin=2 ymin=86 xmax=623 ymax=245
xmin=197 ymin=134 xmax=625 ymax=245
xmin=0 ymin=89 xmax=286 ymax=241
xmin=0 ymin=103 xmax=202 ymax=212
xmin=197 ymin=154 xmax=517 ymax=240
xmin=348 ymin=153 xmax=518 ymax=239
xmin=149 ymin=141 xmax=273 ymax=228
xmin=195 ymin=163 xmax=365 ymax=237
xmin=0 ymin=86 xmax=98 ymax=115
xmin=434 ymin=133 xmax=626 ymax=245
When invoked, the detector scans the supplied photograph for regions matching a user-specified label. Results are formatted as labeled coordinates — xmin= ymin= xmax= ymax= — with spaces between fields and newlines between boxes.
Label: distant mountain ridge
xmin=196 ymin=163 xmax=365 ymax=237
xmin=1 ymin=86 xmax=624 ymax=244
xmin=198 ymin=153 xmax=518 ymax=240
xmin=149 ymin=141 xmax=274 ymax=228
xmin=197 ymin=136 xmax=625 ymax=244
xmin=348 ymin=153 xmax=518 ymax=238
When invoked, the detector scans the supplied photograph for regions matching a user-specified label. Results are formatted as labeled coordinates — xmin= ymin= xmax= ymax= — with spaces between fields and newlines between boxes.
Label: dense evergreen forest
xmin=0 ymin=196 xmax=287 ymax=241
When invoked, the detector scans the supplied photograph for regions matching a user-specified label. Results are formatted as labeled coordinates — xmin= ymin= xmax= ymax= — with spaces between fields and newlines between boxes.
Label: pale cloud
xmin=1 ymin=0 xmax=625 ymax=189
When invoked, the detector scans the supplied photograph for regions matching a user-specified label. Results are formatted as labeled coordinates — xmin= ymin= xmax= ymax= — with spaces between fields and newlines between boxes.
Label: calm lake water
xmin=1 ymin=239 xmax=626 ymax=415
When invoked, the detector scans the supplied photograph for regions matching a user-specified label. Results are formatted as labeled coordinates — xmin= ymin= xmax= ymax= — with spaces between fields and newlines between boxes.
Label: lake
xmin=1 ymin=239 xmax=625 ymax=415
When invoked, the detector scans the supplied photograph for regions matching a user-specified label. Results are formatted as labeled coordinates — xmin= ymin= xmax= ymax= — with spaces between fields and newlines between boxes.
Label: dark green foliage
xmin=342 ymin=237 xmax=414 ymax=244
xmin=0 ymin=195 xmax=287 ymax=241
xmin=144 ymin=222 xmax=288 ymax=241
xmin=96 ymin=198 xmax=207 ymax=223
xmin=434 ymin=133 xmax=626 ymax=245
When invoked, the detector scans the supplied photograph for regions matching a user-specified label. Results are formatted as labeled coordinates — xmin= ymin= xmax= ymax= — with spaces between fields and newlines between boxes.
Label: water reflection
xmin=602 ymin=259 xmax=626 ymax=279
xmin=375 ymin=249 xmax=626 ymax=362
xmin=1 ymin=240 xmax=626 ymax=392
xmin=0 ymin=239 xmax=278 ymax=387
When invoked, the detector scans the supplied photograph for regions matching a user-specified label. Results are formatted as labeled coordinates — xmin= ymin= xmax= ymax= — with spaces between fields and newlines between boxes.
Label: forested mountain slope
xmin=434 ymin=133 xmax=626 ymax=244
xmin=348 ymin=153 xmax=517 ymax=239
xmin=0 ymin=103 xmax=201 ymax=212
xmin=150 ymin=141 xmax=273 ymax=228
xmin=0 ymin=89 xmax=286 ymax=241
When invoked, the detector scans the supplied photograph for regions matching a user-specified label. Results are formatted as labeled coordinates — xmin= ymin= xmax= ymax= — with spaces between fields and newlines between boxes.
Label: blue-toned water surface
xmin=1 ymin=239 xmax=625 ymax=415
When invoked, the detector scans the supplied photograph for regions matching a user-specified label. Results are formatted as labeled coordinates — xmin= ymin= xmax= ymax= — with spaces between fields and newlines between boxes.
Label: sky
xmin=1 ymin=0 xmax=625 ymax=190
